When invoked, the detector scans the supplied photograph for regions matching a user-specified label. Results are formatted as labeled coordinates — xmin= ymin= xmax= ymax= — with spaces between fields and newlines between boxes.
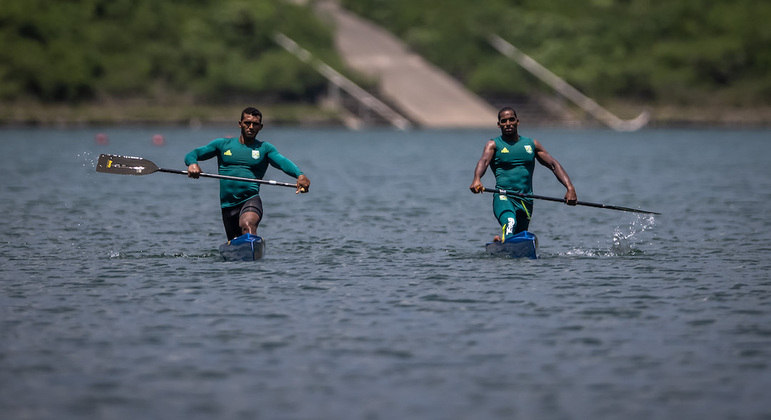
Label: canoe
xmin=219 ymin=233 xmax=265 ymax=261
xmin=485 ymin=231 xmax=538 ymax=259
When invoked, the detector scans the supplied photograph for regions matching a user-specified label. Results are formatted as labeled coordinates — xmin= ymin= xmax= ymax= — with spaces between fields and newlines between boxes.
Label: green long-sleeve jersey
xmin=184 ymin=137 xmax=303 ymax=208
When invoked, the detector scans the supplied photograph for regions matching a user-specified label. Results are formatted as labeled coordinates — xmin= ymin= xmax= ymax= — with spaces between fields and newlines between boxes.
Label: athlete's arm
xmin=184 ymin=139 xmax=221 ymax=179
xmin=533 ymin=139 xmax=577 ymax=205
xmin=265 ymin=144 xmax=310 ymax=193
xmin=470 ymin=140 xmax=496 ymax=193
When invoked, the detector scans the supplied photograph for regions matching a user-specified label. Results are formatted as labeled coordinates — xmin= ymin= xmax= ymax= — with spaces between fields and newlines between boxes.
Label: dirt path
xmin=315 ymin=1 xmax=498 ymax=128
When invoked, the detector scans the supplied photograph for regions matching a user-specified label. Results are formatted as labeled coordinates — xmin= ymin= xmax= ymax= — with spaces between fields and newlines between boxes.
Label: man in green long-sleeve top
xmin=185 ymin=106 xmax=310 ymax=240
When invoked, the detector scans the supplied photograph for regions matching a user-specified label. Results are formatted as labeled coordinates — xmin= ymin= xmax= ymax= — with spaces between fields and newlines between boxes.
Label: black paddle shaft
xmin=483 ymin=187 xmax=660 ymax=215
xmin=96 ymin=154 xmax=298 ymax=188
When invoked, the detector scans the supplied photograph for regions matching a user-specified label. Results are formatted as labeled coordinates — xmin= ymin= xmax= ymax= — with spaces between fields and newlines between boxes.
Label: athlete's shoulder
xmin=518 ymin=135 xmax=536 ymax=145
xmin=210 ymin=137 xmax=238 ymax=147
xmin=258 ymin=140 xmax=278 ymax=151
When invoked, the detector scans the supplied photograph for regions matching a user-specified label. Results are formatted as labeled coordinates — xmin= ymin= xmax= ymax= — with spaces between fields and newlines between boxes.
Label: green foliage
xmin=3 ymin=0 xmax=769 ymax=107
xmin=342 ymin=0 xmax=771 ymax=105
xmin=0 ymin=0 xmax=332 ymax=102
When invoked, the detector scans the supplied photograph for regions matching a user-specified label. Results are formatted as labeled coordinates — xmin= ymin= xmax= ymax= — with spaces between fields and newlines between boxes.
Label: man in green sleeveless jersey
xmin=470 ymin=107 xmax=577 ymax=242
xmin=185 ymin=107 xmax=310 ymax=240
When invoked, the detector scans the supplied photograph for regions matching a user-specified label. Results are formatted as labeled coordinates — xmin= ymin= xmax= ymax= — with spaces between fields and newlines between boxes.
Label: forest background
xmin=1 ymin=0 xmax=769 ymax=126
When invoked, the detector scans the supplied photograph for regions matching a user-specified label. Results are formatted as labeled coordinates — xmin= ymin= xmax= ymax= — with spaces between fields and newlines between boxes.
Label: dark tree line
xmin=0 ymin=0 xmax=339 ymax=103
xmin=2 ymin=0 xmax=769 ymax=107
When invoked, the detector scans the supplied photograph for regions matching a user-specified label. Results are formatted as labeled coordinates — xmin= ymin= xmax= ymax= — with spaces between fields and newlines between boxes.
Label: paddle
xmin=483 ymin=187 xmax=660 ymax=215
xmin=96 ymin=154 xmax=298 ymax=188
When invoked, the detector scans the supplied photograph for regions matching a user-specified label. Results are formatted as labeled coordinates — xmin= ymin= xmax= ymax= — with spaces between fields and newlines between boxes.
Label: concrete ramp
xmin=316 ymin=1 xmax=498 ymax=128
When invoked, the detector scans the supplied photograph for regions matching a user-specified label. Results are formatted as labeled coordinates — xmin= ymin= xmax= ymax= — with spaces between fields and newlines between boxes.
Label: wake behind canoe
xmin=485 ymin=231 xmax=538 ymax=259
xmin=219 ymin=233 xmax=265 ymax=261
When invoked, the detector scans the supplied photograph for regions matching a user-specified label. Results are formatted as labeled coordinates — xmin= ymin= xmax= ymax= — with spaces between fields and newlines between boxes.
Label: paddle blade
xmin=96 ymin=154 xmax=160 ymax=175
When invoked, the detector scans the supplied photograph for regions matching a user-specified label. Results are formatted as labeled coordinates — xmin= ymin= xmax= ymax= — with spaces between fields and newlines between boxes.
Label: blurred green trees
xmin=2 ymin=0 xmax=768 ymax=107
xmin=342 ymin=0 xmax=771 ymax=106
xmin=0 ymin=0 xmax=336 ymax=103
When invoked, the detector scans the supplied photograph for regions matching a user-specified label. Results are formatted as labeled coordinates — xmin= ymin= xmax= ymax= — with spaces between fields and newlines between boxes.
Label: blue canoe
xmin=485 ymin=231 xmax=538 ymax=259
xmin=219 ymin=233 xmax=265 ymax=261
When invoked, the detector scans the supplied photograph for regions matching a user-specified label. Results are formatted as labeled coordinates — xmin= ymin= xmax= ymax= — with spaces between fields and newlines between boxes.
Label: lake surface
xmin=1 ymin=125 xmax=769 ymax=419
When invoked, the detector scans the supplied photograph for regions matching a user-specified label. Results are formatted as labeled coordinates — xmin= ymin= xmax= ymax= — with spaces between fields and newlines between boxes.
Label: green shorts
xmin=492 ymin=194 xmax=533 ymax=239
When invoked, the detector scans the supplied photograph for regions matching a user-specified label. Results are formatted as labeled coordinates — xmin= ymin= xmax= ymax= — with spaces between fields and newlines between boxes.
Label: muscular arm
xmin=184 ymin=139 xmax=221 ymax=178
xmin=533 ymin=139 xmax=577 ymax=205
xmin=266 ymin=145 xmax=310 ymax=193
xmin=469 ymin=140 xmax=496 ymax=193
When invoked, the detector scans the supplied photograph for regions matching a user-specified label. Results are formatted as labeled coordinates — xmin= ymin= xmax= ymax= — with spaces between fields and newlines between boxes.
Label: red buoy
xmin=95 ymin=133 xmax=109 ymax=145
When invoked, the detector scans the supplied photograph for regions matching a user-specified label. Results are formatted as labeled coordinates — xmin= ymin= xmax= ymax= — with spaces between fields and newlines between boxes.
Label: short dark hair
xmin=497 ymin=106 xmax=518 ymax=121
xmin=241 ymin=107 xmax=263 ymax=121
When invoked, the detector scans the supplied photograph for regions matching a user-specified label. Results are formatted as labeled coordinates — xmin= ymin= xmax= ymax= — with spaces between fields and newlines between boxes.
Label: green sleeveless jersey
xmin=491 ymin=135 xmax=536 ymax=196
xmin=185 ymin=137 xmax=303 ymax=208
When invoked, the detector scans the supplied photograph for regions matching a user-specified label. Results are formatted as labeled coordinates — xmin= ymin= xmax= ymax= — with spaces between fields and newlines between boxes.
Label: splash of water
xmin=610 ymin=214 xmax=656 ymax=256
xmin=557 ymin=215 xmax=656 ymax=257
xmin=76 ymin=151 xmax=97 ymax=169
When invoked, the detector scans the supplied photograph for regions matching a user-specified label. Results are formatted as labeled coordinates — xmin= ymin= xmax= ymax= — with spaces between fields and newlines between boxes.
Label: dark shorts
xmin=221 ymin=195 xmax=263 ymax=240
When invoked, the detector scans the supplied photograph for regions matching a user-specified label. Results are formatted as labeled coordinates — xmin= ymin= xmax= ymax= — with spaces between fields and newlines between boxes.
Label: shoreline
xmin=0 ymin=101 xmax=343 ymax=128
xmin=1 ymin=101 xmax=769 ymax=129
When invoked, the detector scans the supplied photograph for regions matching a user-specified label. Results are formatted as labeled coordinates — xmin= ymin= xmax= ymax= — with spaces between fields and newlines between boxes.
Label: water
xmin=1 ymin=126 xmax=769 ymax=419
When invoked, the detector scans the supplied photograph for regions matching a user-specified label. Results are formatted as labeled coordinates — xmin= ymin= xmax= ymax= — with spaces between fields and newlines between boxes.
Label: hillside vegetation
xmin=0 ymin=0 xmax=339 ymax=104
xmin=1 ymin=0 xmax=769 ymax=125
xmin=342 ymin=0 xmax=771 ymax=107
